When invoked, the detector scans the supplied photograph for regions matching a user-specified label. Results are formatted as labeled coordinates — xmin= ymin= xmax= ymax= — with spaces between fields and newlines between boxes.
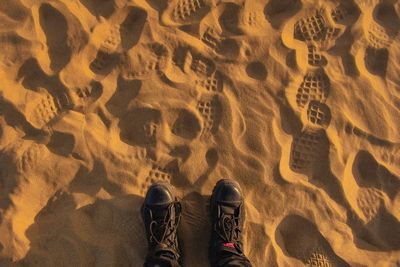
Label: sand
xmin=0 ymin=0 xmax=399 ymax=266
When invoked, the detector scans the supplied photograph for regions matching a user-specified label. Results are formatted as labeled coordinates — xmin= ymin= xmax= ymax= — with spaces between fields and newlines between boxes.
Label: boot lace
xmin=146 ymin=202 xmax=181 ymax=258
xmin=214 ymin=205 xmax=243 ymax=252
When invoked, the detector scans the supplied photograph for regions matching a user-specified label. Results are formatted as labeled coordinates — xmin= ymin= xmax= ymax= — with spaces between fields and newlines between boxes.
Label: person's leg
xmin=209 ymin=179 xmax=252 ymax=267
xmin=142 ymin=182 xmax=182 ymax=267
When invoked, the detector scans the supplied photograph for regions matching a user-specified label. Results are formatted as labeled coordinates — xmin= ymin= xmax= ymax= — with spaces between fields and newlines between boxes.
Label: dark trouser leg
xmin=144 ymin=254 xmax=181 ymax=267
xmin=212 ymin=247 xmax=252 ymax=267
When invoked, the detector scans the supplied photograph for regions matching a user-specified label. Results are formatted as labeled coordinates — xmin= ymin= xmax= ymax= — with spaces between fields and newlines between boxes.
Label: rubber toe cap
xmin=214 ymin=180 xmax=243 ymax=205
xmin=145 ymin=183 xmax=175 ymax=206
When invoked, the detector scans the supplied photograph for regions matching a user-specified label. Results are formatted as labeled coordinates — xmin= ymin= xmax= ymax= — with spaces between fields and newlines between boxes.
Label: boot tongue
xmin=152 ymin=204 xmax=174 ymax=221
xmin=218 ymin=205 xmax=242 ymax=250
xmin=146 ymin=205 xmax=180 ymax=262
xmin=153 ymin=206 xmax=169 ymax=220
xmin=221 ymin=205 xmax=236 ymax=215
xmin=150 ymin=205 xmax=175 ymax=243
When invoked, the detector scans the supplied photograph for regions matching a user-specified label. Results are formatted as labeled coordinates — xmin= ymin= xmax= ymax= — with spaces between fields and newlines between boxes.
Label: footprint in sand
xmin=183 ymin=50 xmax=216 ymax=77
xmin=344 ymin=150 xmax=400 ymax=250
xmin=306 ymin=45 xmax=327 ymax=67
xmin=363 ymin=47 xmax=388 ymax=77
xmin=218 ymin=3 xmax=241 ymax=35
xmin=246 ymin=61 xmax=267 ymax=81
xmin=161 ymin=0 xmax=214 ymax=26
xmin=139 ymin=161 xmax=179 ymax=196
xmin=237 ymin=0 xmax=269 ymax=35
xmin=201 ymin=26 xmax=222 ymax=51
xmin=46 ymin=131 xmax=76 ymax=157
xmin=305 ymin=101 xmax=331 ymax=129
xmin=285 ymin=65 xmax=332 ymax=176
xmin=294 ymin=9 xmax=340 ymax=47
xmin=79 ymin=0 xmax=117 ymax=19
xmin=289 ymin=99 xmax=331 ymax=176
xmin=348 ymin=150 xmax=400 ymax=223
xmin=197 ymin=95 xmax=222 ymax=136
xmin=354 ymin=151 xmax=400 ymax=201
xmin=366 ymin=3 xmax=400 ymax=49
xmin=283 ymin=5 xmax=355 ymax=70
xmin=199 ymin=9 xmax=224 ymax=50
xmin=330 ymin=6 xmax=349 ymax=24
xmin=361 ymin=3 xmax=400 ymax=77
xmin=90 ymin=24 xmax=121 ymax=75
xmin=119 ymin=8 xmax=147 ymax=51
xmin=16 ymin=142 xmax=49 ymax=175
xmin=172 ymin=109 xmax=202 ymax=140
xmin=90 ymin=8 xmax=147 ymax=75
xmin=24 ymin=89 xmax=72 ymax=130
xmin=118 ymin=106 xmax=203 ymax=193
xmin=276 ymin=214 xmax=349 ymax=267
xmin=118 ymin=107 xmax=161 ymax=147
xmin=120 ymin=42 xmax=170 ymax=80
xmin=0 ymin=33 xmax=32 ymax=69
xmin=66 ymin=81 xmax=103 ymax=113
xmin=177 ymin=49 xmax=224 ymax=93
xmin=289 ymin=129 xmax=330 ymax=175
xmin=198 ymin=11 xmax=240 ymax=58
xmin=356 ymin=187 xmax=385 ymax=222
xmin=101 ymin=24 xmax=122 ymax=53
xmin=90 ymin=50 xmax=118 ymax=75
xmin=119 ymin=107 xmax=201 ymax=188
xmin=329 ymin=3 xmax=360 ymax=26
xmin=264 ymin=0 xmax=302 ymax=29
xmin=38 ymin=3 xmax=71 ymax=73
xmin=99 ymin=7 xmax=147 ymax=53
xmin=295 ymin=69 xmax=330 ymax=109
xmin=293 ymin=10 xmax=326 ymax=38
xmin=196 ymin=70 xmax=223 ymax=93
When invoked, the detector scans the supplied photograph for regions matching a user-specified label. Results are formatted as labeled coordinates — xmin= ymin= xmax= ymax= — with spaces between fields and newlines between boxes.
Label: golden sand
xmin=0 ymin=0 xmax=399 ymax=266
